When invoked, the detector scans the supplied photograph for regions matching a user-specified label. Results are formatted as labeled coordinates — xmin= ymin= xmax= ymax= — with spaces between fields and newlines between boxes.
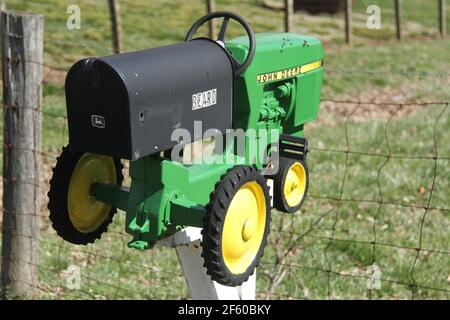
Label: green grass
xmin=1 ymin=0 xmax=449 ymax=300
xmin=322 ymin=39 xmax=450 ymax=99
xmin=6 ymin=0 xmax=450 ymax=101
xmin=5 ymin=0 xmax=450 ymax=69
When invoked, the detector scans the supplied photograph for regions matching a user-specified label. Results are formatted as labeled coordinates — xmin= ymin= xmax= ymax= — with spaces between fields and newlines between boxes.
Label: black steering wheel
xmin=185 ymin=11 xmax=256 ymax=76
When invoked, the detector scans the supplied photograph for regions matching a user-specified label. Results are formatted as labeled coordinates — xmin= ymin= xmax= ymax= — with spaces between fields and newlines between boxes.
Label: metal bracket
xmin=128 ymin=240 xmax=150 ymax=251
xmin=128 ymin=216 xmax=150 ymax=233
xmin=279 ymin=134 xmax=308 ymax=160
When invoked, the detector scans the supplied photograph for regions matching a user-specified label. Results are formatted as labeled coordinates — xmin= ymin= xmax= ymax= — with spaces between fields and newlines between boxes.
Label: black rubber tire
xmin=47 ymin=146 xmax=123 ymax=245
xmin=201 ymin=166 xmax=271 ymax=286
xmin=273 ymin=157 xmax=309 ymax=213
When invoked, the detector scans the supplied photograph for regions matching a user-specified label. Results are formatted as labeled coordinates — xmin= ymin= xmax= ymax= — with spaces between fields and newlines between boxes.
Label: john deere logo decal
xmin=257 ymin=60 xmax=323 ymax=84
xmin=91 ymin=115 xmax=106 ymax=129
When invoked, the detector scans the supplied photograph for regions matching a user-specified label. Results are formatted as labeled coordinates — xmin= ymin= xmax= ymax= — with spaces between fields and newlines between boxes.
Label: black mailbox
xmin=65 ymin=39 xmax=234 ymax=160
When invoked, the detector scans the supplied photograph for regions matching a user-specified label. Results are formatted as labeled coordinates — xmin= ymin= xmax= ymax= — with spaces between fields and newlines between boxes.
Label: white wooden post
xmin=159 ymin=227 xmax=256 ymax=300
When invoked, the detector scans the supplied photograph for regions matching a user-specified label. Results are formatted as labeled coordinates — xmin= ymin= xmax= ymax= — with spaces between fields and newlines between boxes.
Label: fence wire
xmin=0 ymin=21 xmax=449 ymax=300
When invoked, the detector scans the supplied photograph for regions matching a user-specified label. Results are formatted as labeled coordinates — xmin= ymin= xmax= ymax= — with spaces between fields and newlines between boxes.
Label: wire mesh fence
xmin=258 ymin=99 xmax=449 ymax=299
xmin=0 ymin=1 xmax=449 ymax=300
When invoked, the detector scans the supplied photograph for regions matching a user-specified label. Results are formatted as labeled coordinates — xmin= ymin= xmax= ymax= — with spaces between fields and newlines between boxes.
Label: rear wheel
xmin=202 ymin=166 xmax=271 ymax=286
xmin=47 ymin=146 xmax=123 ymax=245
xmin=273 ymin=157 xmax=309 ymax=213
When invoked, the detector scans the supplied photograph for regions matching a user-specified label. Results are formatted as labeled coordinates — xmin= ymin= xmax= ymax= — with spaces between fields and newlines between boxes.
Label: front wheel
xmin=201 ymin=166 xmax=271 ymax=286
xmin=273 ymin=157 xmax=309 ymax=213
xmin=47 ymin=146 xmax=123 ymax=245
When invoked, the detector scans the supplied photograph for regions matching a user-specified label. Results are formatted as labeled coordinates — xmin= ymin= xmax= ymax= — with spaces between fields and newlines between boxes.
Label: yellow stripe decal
xmin=300 ymin=60 xmax=323 ymax=74
xmin=256 ymin=60 xmax=323 ymax=84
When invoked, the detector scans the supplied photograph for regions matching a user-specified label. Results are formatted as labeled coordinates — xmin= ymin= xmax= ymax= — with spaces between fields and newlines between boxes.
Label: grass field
xmin=5 ymin=0 xmax=450 ymax=68
xmin=0 ymin=0 xmax=449 ymax=299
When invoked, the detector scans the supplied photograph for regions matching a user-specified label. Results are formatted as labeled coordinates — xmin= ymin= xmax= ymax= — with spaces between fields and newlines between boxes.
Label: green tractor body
xmin=91 ymin=32 xmax=323 ymax=250
xmin=228 ymin=33 xmax=323 ymax=135
xmin=49 ymin=12 xmax=323 ymax=285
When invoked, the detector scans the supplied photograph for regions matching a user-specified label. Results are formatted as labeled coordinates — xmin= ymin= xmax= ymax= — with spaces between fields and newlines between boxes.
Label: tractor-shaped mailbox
xmin=48 ymin=12 xmax=324 ymax=286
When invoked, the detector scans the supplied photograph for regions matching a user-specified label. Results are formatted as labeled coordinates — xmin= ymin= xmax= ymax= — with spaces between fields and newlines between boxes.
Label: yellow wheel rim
xmin=221 ymin=181 xmax=266 ymax=275
xmin=68 ymin=154 xmax=117 ymax=233
xmin=283 ymin=162 xmax=307 ymax=207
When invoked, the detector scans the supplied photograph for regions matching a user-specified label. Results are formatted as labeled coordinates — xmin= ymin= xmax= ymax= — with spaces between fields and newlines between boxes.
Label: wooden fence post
xmin=1 ymin=11 xmax=43 ymax=297
xmin=0 ymin=1 xmax=6 ymax=74
xmin=284 ymin=0 xmax=294 ymax=32
xmin=439 ymin=0 xmax=447 ymax=38
xmin=345 ymin=0 xmax=352 ymax=44
xmin=394 ymin=0 xmax=402 ymax=40
xmin=206 ymin=0 xmax=216 ymax=39
xmin=107 ymin=0 xmax=122 ymax=53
